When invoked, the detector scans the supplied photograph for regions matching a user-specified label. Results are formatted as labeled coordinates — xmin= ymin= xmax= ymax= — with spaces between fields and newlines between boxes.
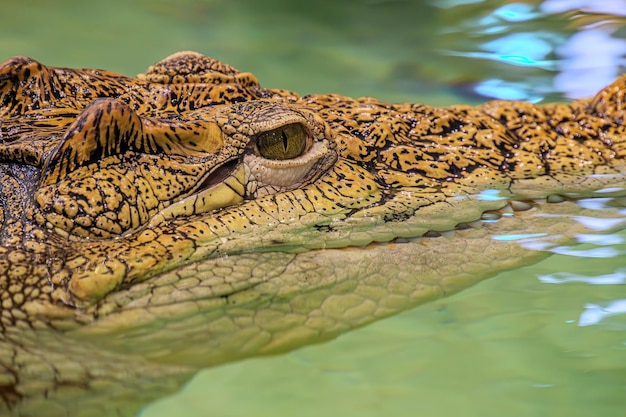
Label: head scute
xmin=137 ymin=51 xmax=259 ymax=87
xmin=40 ymin=98 xmax=145 ymax=186
xmin=0 ymin=56 xmax=52 ymax=116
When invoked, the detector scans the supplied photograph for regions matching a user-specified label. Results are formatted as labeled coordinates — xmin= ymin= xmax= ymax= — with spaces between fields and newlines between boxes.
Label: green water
xmin=140 ymin=237 xmax=626 ymax=417
xmin=2 ymin=1 xmax=625 ymax=416
xmin=142 ymin=262 xmax=626 ymax=417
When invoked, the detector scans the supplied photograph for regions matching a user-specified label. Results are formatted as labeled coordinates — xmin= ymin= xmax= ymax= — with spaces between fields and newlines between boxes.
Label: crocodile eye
xmin=256 ymin=123 xmax=308 ymax=160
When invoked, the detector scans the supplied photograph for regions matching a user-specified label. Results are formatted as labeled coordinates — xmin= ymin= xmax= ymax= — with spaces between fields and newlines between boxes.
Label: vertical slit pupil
xmin=256 ymin=123 xmax=308 ymax=160
xmin=281 ymin=128 xmax=288 ymax=152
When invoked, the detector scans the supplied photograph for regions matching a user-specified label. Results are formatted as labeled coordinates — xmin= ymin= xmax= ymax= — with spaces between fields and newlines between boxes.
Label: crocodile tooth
xmin=394 ymin=237 xmax=414 ymax=244
xmin=467 ymin=220 xmax=483 ymax=229
xmin=395 ymin=236 xmax=422 ymax=244
xmin=456 ymin=222 xmax=471 ymax=230
xmin=500 ymin=204 xmax=513 ymax=213
xmin=439 ymin=230 xmax=455 ymax=239
xmin=547 ymin=194 xmax=566 ymax=203
xmin=394 ymin=237 xmax=408 ymax=243
xmin=510 ymin=200 xmax=534 ymax=211
xmin=424 ymin=230 xmax=441 ymax=238
xmin=481 ymin=212 xmax=501 ymax=221
xmin=456 ymin=222 xmax=482 ymax=230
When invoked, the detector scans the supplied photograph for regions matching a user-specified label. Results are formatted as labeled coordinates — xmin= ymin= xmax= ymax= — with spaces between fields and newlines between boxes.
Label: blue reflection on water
xmin=572 ymin=216 xmax=626 ymax=232
xmin=474 ymin=79 xmax=543 ymax=101
xmin=541 ymin=0 xmax=626 ymax=17
xmin=435 ymin=0 xmax=626 ymax=100
xmin=482 ymin=32 xmax=555 ymax=67
xmin=492 ymin=232 xmax=548 ymax=241
xmin=576 ymin=198 xmax=615 ymax=211
xmin=578 ymin=299 xmax=626 ymax=326
xmin=538 ymin=270 xmax=626 ymax=284
xmin=555 ymin=28 xmax=626 ymax=98
xmin=538 ymin=268 xmax=626 ymax=328
xmin=575 ymin=233 xmax=625 ymax=245
xmin=492 ymin=3 xmax=540 ymax=22
xmin=444 ymin=31 xmax=557 ymax=76
xmin=550 ymin=246 xmax=624 ymax=258
xmin=475 ymin=189 xmax=507 ymax=201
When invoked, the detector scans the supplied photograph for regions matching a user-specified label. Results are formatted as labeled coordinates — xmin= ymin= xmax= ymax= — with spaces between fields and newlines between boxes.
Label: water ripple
xmin=578 ymin=299 xmax=626 ymax=326
xmin=538 ymin=269 xmax=626 ymax=285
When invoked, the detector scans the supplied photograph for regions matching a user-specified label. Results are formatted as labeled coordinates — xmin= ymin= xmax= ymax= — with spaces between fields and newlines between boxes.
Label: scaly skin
xmin=1 ymin=51 xmax=626 ymax=416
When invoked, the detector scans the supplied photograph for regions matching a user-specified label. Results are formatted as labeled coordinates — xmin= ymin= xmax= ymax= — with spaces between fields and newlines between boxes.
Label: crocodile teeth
xmin=455 ymin=222 xmax=472 ymax=230
xmin=423 ymin=230 xmax=442 ymax=237
xmin=480 ymin=212 xmax=501 ymax=221
xmin=510 ymin=200 xmax=534 ymax=211
xmin=547 ymin=194 xmax=566 ymax=203
xmin=466 ymin=220 xmax=483 ymax=229
xmin=439 ymin=230 xmax=455 ymax=239
xmin=421 ymin=230 xmax=455 ymax=239
xmin=500 ymin=204 xmax=514 ymax=213
xmin=394 ymin=237 xmax=421 ymax=244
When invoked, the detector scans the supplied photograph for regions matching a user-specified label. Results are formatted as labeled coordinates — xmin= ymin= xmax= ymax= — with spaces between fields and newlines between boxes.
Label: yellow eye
xmin=256 ymin=123 xmax=308 ymax=160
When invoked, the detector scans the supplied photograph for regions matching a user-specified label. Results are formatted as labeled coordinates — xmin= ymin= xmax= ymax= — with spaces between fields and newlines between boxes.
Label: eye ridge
xmin=256 ymin=123 xmax=308 ymax=160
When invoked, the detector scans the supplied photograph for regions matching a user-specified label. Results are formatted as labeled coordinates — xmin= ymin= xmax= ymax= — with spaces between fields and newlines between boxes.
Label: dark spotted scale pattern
xmin=0 ymin=51 xmax=626 ymax=416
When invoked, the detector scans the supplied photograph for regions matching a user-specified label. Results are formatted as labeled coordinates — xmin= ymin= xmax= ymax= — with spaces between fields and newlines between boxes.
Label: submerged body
xmin=1 ymin=52 xmax=626 ymax=416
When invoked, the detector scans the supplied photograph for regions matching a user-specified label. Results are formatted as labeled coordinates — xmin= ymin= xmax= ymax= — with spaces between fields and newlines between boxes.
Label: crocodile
xmin=1 ymin=51 xmax=626 ymax=417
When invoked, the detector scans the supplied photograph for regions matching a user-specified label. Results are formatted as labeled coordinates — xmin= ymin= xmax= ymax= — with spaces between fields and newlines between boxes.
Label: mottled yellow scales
xmin=1 ymin=52 xmax=626 ymax=416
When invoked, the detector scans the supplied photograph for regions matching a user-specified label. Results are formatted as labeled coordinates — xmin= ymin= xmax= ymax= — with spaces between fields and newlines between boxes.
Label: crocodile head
xmin=1 ymin=51 xmax=626 ymax=415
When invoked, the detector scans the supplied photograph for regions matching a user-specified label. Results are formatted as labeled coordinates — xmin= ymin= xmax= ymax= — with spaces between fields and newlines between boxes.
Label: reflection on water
xmin=541 ymin=0 xmax=626 ymax=17
xmin=435 ymin=0 xmax=626 ymax=101
xmin=539 ymin=263 xmax=626 ymax=329
xmin=539 ymin=269 xmax=626 ymax=284
xmin=579 ymin=299 xmax=626 ymax=326
xmin=142 ymin=230 xmax=626 ymax=417
xmin=2 ymin=1 xmax=626 ymax=104
xmin=554 ymin=28 xmax=626 ymax=98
